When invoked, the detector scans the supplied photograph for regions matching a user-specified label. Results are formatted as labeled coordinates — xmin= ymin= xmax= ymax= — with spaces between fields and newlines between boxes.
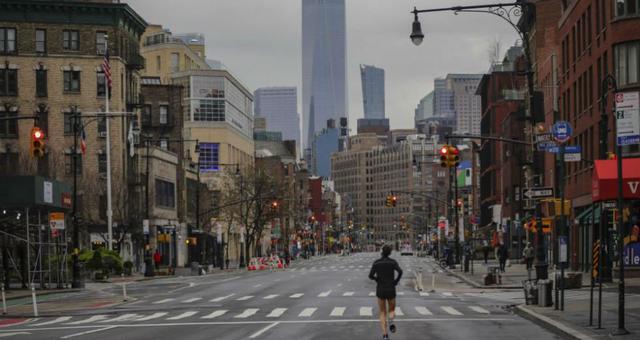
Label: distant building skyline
xmin=302 ymin=0 xmax=347 ymax=149
xmin=360 ymin=64 xmax=385 ymax=119
xmin=254 ymin=87 xmax=301 ymax=153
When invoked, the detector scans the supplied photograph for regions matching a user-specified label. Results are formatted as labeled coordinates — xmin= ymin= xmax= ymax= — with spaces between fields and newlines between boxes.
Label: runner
xmin=369 ymin=245 xmax=403 ymax=340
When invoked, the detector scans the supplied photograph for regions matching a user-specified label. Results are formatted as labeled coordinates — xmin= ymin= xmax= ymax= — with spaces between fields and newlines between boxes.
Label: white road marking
xmin=343 ymin=292 xmax=354 ymax=296
xmin=442 ymin=292 xmax=453 ymax=297
xmin=289 ymin=293 xmax=304 ymax=298
xmin=60 ymin=326 xmax=116 ymax=339
xmin=237 ymin=295 xmax=254 ymax=301
xmin=254 ymin=284 xmax=262 ymax=287
xmin=100 ymin=314 xmax=139 ymax=323
xmin=0 ymin=333 xmax=30 ymax=338
xmin=166 ymin=311 xmax=198 ymax=320
xmin=441 ymin=306 xmax=463 ymax=315
xmin=249 ymin=322 xmax=280 ymax=338
xmin=397 ymin=292 xmax=405 ymax=296
xmin=415 ymin=307 xmax=433 ymax=316
xmin=318 ymin=290 xmax=331 ymax=297
xmin=182 ymin=298 xmax=202 ymax=303
xmin=32 ymin=316 xmax=72 ymax=326
xmin=298 ymin=308 xmax=317 ymax=317
xmin=202 ymin=310 xmax=228 ymax=319
xmin=65 ymin=315 xmax=108 ymax=325
xmin=419 ymin=292 xmax=430 ymax=297
xmin=135 ymin=313 xmax=168 ymax=321
xmin=330 ymin=307 xmax=346 ymax=317
xmin=263 ymin=294 xmax=279 ymax=299
xmin=153 ymin=298 xmax=174 ymax=304
xmin=469 ymin=306 xmax=490 ymax=314
xmin=359 ymin=307 xmax=373 ymax=316
xmin=267 ymin=308 xmax=287 ymax=318
xmin=369 ymin=292 xmax=375 ymax=296
xmin=210 ymin=294 xmax=235 ymax=302
xmin=235 ymin=308 xmax=259 ymax=319
xmin=394 ymin=307 xmax=404 ymax=316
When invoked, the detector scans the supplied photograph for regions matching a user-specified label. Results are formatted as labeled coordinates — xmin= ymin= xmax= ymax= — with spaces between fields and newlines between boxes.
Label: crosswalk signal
xmin=30 ymin=127 xmax=46 ymax=158
xmin=439 ymin=145 xmax=449 ymax=167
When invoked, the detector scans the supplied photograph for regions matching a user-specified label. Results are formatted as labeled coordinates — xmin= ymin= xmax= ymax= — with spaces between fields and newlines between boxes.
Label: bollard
xmin=121 ymin=274 xmax=128 ymax=302
xmin=31 ymin=284 xmax=38 ymax=317
xmin=1 ymin=283 xmax=7 ymax=315
xmin=430 ymin=272 xmax=436 ymax=292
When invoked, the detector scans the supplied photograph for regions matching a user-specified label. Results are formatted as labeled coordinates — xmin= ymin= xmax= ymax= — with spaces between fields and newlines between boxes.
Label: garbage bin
xmin=537 ymin=279 xmax=553 ymax=307
xmin=522 ymin=279 xmax=538 ymax=305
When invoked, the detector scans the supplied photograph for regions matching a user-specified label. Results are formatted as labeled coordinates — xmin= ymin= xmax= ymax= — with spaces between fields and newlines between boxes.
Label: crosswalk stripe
xmin=359 ymin=307 xmax=373 ymax=316
xmin=441 ymin=306 xmax=463 ymax=315
xmin=33 ymin=316 xmax=72 ymax=326
xmin=419 ymin=292 xmax=430 ymax=297
xmin=167 ymin=311 xmax=198 ymax=320
xmin=397 ymin=292 xmax=405 ymax=296
xmin=135 ymin=313 xmax=167 ymax=321
xmin=267 ymin=308 xmax=287 ymax=318
xmin=298 ymin=308 xmax=317 ymax=317
xmin=343 ymin=292 xmax=354 ymax=296
xmin=237 ymin=295 xmax=254 ymax=301
xmin=153 ymin=298 xmax=174 ymax=304
xmin=395 ymin=307 xmax=404 ymax=316
xmin=66 ymin=315 xmax=108 ymax=325
xmin=101 ymin=314 xmax=139 ymax=323
xmin=369 ymin=292 xmax=375 ymax=296
xmin=201 ymin=310 xmax=228 ymax=319
xmin=469 ymin=306 xmax=490 ymax=314
xmin=442 ymin=292 xmax=453 ymax=297
xmin=210 ymin=294 xmax=235 ymax=302
xmin=330 ymin=307 xmax=346 ymax=317
xmin=182 ymin=298 xmax=202 ymax=303
xmin=263 ymin=294 xmax=279 ymax=299
xmin=415 ymin=307 xmax=433 ymax=315
xmin=235 ymin=309 xmax=259 ymax=319
xmin=318 ymin=290 xmax=331 ymax=297
xmin=289 ymin=293 xmax=304 ymax=298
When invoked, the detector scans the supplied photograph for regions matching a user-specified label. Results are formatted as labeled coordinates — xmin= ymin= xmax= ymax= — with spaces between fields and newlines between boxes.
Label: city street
xmin=0 ymin=253 xmax=560 ymax=339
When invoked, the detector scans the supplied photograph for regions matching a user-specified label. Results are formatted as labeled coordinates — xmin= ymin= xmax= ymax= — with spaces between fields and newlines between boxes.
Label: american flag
xmin=80 ymin=127 xmax=87 ymax=155
xmin=102 ymin=43 xmax=112 ymax=88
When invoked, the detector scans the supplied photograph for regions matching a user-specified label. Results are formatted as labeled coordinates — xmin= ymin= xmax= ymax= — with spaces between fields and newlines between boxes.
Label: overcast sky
xmin=128 ymin=0 xmax=519 ymax=130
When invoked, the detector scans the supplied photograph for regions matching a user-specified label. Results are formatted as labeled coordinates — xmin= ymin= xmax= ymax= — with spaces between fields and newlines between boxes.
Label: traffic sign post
xmin=552 ymin=121 xmax=573 ymax=144
xmin=521 ymin=187 xmax=554 ymax=200
xmin=615 ymin=92 xmax=640 ymax=146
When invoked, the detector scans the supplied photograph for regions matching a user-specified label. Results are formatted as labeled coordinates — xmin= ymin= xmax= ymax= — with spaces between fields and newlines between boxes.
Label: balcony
xmin=127 ymin=54 xmax=145 ymax=70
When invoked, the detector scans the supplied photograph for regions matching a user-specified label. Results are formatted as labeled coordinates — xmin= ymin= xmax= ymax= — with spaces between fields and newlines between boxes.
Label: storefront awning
xmin=592 ymin=158 xmax=640 ymax=202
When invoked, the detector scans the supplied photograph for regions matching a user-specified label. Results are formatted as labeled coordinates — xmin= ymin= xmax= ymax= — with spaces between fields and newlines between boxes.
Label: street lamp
xmin=410 ymin=7 xmax=424 ymax=46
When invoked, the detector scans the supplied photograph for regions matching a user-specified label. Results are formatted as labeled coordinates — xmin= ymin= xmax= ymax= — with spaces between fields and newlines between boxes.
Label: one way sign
xmin=522 ymin=187 xmax=555 ymax=200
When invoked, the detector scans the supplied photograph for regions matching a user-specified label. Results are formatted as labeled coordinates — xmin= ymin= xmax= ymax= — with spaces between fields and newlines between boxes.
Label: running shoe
xmin=389 ymin=323 xmax=396 ymax=333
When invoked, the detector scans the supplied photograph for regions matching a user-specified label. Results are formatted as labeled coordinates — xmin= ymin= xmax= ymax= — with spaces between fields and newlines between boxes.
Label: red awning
xmin=592 ymin=158 xmax=640 ymax=202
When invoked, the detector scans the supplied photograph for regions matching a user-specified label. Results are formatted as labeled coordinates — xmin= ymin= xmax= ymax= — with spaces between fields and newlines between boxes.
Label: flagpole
xmin=105 ymin=35 xmax=113 ymax=251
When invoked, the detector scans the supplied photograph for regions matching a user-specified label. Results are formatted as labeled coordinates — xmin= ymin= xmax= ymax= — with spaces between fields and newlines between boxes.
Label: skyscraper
xmin=254 ymin=87 xmax=301 ymax=153
xmin=302 ymin=0 xmax=347 ymax=149
xmin=360 ymin=64 xmax=385 ymax=119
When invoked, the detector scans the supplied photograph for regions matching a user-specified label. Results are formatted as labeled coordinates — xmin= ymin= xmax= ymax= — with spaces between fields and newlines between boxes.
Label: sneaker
xmin=389 ymin=323 xmax=396 ymax=333
xmin=383 ymin=335 xmax=390 ymax=340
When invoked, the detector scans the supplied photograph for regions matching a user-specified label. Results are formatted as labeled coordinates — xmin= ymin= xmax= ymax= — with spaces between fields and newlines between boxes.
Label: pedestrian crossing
xmin=15 ymin=304 xmax=500 ymax=328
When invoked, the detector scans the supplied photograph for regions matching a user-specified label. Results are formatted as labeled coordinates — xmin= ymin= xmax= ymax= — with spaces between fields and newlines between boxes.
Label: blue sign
xmin=618 ymin=135 xmax=640 ymax=146
xmin=624 ymin=243 xmax=640 ymax=267
xmin=547 ymin=145 xmax=582 ymax=154
xmin=552 ymin=121 xmax=573 ymax=143
xmin=538 ymin=141 xmax=557 ymax=151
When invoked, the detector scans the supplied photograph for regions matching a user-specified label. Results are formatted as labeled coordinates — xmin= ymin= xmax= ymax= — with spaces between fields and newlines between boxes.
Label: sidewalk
xmin=444 ymin=259 xmax=537 ymax=289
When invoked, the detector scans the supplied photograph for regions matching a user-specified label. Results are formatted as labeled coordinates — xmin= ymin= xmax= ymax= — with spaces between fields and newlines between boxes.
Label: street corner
xmin=0 ymin=318 xmax=32 ymax=329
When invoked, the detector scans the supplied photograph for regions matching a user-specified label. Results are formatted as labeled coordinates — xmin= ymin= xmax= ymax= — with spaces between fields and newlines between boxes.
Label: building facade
xmin=360 ymin=64 xmax=385 ymax=119
xmin=254 ymin=87 xmax=300 ymax=154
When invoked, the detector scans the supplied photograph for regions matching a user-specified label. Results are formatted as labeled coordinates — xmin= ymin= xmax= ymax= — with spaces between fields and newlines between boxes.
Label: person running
xmin=369 ymin=245 xmax=403 ymax=340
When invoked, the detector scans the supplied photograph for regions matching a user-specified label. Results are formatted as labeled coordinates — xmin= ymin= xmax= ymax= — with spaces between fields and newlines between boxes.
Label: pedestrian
xmin=483 ymin=240 xmax=490 ymax=264
xmin=498 ymin=244 xmax=509 ymax=273
xmin=153 ymin=249 xmax=161 ymax=270
xmin=523 ymin=242 xmax=534 ymax=270
xmin=369 ymin=245 xmax=403 ymax=340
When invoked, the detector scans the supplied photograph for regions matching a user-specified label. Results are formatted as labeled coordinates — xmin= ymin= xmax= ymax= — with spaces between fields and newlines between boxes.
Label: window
xmin=0 ymin=69 xmax=18 ymax=96
xmin=63 ymin=111 xmax=79 ymax=135
xmin=36 ymin=69 xmax=47 ymax=97
xmin=159 ymin=105 xmax=168 ymax=124
xmin=0 ymin=109 xmax=18 ymax=138
xmin=170 ymin=53 xmax=179 ymax=72
xmin=194 ymin=99 xmax=225 ymax=121
xmin=198 ymin=143 xmax=219 ymax=172
xmin=616 ymin=41 xmax=640 ymax=87
xmin=142 ymin=105 xmax=151 ymax=126
xmin=65 ymin=152 xmax=82 ymax=175
xmin=35 ymin=29 xmax=46 ymax=53
xmin=156 ymin=56 xmax=161 ymax=72
xmin=98 ymin=153 xmax=107 ymax=175
xmin=63 ymin=30 xmax=79 ymax=51
xmin=155 ymin=179 xmax=175 ymax=208
xmin=0 ymin=28 xmax=16 ymax=54
xmin=97 ymin=115 xmax=106 ymax=136
xmin=159 ymin=139 xmax=168 ymax=150
xmin=63 ymin=71 xmax=81 ymax=92
xmin=96 ymin=32 xmax=106 ymax=55
xmin=97 ymin=72 xmax=106 ymax=97
xmin=617 ymin=0 xmax=639 ymax=17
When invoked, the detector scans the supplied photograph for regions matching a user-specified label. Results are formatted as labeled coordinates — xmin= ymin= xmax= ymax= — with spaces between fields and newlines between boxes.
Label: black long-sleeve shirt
xmin=369 ymin=256 xmax=403 ymax=290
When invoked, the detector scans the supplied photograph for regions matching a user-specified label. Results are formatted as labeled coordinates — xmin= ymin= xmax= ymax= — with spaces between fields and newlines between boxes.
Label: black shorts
xmin=376 ymin=288 xmax=396 ymax=300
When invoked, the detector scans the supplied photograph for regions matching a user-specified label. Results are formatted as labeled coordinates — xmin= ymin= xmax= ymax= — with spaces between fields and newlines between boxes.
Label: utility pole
xmin=71 ymin=106 xmax=82 ymax=289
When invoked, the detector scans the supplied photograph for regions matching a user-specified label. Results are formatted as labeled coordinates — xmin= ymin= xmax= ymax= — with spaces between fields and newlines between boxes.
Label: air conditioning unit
xmin=99 ymin=131 xmax=107 ymax=138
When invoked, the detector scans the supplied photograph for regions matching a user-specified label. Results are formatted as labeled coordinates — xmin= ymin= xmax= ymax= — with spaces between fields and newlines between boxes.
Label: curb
xmin=442 ymin=266 xmax=523 ymax=289
xmin=514 ymin=305 xmax=596 ymax=340
xmin=4 ymin=288 xmax=81 ymax=301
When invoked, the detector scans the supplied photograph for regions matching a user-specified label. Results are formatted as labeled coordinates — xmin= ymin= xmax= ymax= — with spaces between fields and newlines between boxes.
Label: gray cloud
xmin=128 ymin=0 xmax=518 ymax=130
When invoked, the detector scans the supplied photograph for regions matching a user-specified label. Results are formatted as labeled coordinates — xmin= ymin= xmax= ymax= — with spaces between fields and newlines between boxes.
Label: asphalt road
xmin=0 ymin=253 xmax=561 ymax=339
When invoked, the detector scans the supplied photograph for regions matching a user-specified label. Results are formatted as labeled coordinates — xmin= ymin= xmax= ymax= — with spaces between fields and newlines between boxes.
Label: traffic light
xmin=270 ymin=200 xmax=279 ymax=212
xmin=439 ymin=145 xmax=449 ymax=167
xmin=448 ymin=145 xmax=460 ymax=168
xmin=385 ymin=195 xmax=392 ymax=207
xmin=30 ymin=127 xmax=46 ymax=158
xmin=391 ymin=195 xmax=397 ymax=207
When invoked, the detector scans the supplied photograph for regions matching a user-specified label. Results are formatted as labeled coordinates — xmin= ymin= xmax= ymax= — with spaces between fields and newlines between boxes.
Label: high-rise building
xmin=302 ymin=0 xmax=347 ymax=149
xmin=415 ymin=91 xmax=434 ymax=122
xmin=360 ymin=64 xmax=385 ymax=119
xmin=254 ymin=87 xmax=300 ymax=153
xmin=433 ymin=78 xmax=455 ymax=118
xmin=446 ymin=74 xmax=483 ymax=135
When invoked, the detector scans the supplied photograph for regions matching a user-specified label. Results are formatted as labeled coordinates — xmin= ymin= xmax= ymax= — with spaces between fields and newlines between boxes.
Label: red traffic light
xmin=31 ymin=127 xmax=44 ymax=140
xmin=440 ymin=146 xmax=448 ymax=155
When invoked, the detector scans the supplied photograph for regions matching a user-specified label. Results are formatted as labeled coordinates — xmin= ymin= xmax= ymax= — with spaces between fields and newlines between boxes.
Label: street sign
xmin=559 ymin=236 xmax=568 ymax=263
xmin=547 ymin=145 xmax=582 ymax=153
xmin=49 ymin=212 xmax=65 ymax=230
xmin=552 ymin=121 xmax=573 ymax=143
xmin=143 ymin=219 xmax=149 ymax=234
xmin=615 ymin=91 xmax=640 ymax=146
xmin=535 ymin=133 xmax=558 ymax=151
xmin=522 ymin=187 xmax=555 ymax=200
xmin=564 ymin=152 xmax=582 ymax=162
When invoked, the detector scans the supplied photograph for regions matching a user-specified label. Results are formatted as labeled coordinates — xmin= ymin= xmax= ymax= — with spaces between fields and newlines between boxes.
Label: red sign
xmin=592 ymin=159 xmax=640 ymax=202
xmin=62 ymin=193 xmax=72 ymax=208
